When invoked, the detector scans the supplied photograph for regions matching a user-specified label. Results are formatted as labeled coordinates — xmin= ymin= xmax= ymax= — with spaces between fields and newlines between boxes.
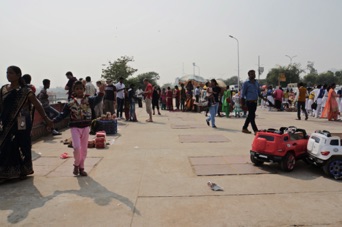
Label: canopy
xmin=216 ymin=79 xmax=227 ymax=89
xmin=178 ymin=74 xmax=207 ymax=83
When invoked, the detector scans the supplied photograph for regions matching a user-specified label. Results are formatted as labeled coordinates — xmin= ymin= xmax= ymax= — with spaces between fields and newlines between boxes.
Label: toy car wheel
xmin=323 ymin=158 xmax=342 ymax=180
xmin=250 ymin=154 xmax=264 ymax=166
xmin=281 ymin=152 xmax=296 ymax=172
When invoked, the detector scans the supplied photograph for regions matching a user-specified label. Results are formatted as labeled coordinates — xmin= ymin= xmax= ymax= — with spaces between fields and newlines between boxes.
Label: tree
xmin=266 ymin=64 xmax=303 ymax=87
xmin=307 ymin=61 xmax=317 ymax=75
xmin=101 ymin=56 xmax=138 ymax=83
xmin=316 ymin=71 xmax=336 ymax=85
xmin=303 ymin=74 xmax=318 ymax=87
xmin=126 ymin=71 xmax=160 ymax=90
xmin=223 ymin=76 xmax=242 ymax=86
xmin=335 ymin=70 xmax=342 ymax=84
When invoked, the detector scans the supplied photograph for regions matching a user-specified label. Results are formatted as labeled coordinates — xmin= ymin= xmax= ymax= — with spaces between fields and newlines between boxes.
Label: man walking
xmin=241 ymin=70 xmax=266 ymax=134
xmin=296 ymin=82 xmax=308 ymax=120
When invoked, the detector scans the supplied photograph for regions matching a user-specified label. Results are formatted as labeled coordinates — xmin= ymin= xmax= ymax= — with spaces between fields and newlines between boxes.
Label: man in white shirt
xmin=85 ymin=76 xmax=96 ymax=96
xmin=115 ymin=77 xmax=125 ymax=119
xmin=135 ymin=87 xmax=143 ymax=108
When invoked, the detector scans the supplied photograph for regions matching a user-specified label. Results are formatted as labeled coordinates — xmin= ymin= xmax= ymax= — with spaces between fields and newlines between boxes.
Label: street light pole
xmin=285 ymin=55 xmax=297 ymax=64
xmin=193 ymin=62 xmax=195 ymax=76
xmin=229 ymin=35 xmax=240 ymax=89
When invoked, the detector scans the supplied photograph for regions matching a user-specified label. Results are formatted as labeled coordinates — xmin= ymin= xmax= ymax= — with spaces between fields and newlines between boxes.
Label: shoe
xmin=242 ymin=129 xmax=252 ymax=134
xmin=158 ymin=112 xmax=161 ymax=115
xmin=296 ymin=118 xmax=301 ymax=120
xmin=206 ymin=120 xmax=210 ymax=126
xmin=305 ymin=116 xmax=308 ymax=120
xmin=52 ymin=129 xmax=62 ymax=136
xmin=212 ymin=125 xmax=217 ymax=128
xmin=73 ymin=165 xmax=79 ymax=176
xmin=79 ymin=168 xmax=88 ymax=176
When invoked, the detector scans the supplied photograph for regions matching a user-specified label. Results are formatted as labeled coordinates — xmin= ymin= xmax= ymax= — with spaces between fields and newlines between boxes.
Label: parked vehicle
xmin=307 ymin=130 xmax=342 ymax=180
xmin=250 ymin=126 xmax=309 ymax=171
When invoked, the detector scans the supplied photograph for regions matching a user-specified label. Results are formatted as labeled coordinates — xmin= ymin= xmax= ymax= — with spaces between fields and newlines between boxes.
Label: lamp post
xmin=285 ymin=55 xmax=297 ymax=64
xmin=193 ymin=62 xmax=200 ymax=76
xmin=229 ymin=35 xmax=240 ymax=89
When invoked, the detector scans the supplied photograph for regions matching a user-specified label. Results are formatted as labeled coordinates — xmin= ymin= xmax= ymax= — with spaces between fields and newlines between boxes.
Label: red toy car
xmin=250 ymin=126 xmax=309 ymax=171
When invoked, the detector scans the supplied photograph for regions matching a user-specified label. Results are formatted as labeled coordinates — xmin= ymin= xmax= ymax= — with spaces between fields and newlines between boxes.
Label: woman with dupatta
xmin=222 ymin=85 xmax=232 ymax=118
xmin=0 ymin=66 xmax=53 ymax=180
xmin=321 ymin=83 xmax=339 ymax=121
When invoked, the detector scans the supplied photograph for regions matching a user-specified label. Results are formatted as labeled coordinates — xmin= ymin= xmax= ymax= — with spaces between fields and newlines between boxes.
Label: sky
xmin=1 ymin=0 xmax=342 ymax=88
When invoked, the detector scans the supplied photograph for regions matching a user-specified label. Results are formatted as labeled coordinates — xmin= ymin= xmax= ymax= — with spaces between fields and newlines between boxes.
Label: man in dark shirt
xmin=212 ymin=84 xmax=221 ymax=116
xmin=104 ymin=79 xmax=116 ymax=114
xmin=65 ymin=71 xmax=77 ymax=101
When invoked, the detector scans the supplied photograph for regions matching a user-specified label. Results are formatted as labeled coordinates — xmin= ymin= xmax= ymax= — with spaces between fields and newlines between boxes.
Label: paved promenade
xmin=1 ymin=106 xmax=342 ymax=227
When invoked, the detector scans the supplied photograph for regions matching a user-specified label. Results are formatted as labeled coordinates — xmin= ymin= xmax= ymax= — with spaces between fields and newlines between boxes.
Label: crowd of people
xmin=1 ymin=65 xmax=341 ymax=181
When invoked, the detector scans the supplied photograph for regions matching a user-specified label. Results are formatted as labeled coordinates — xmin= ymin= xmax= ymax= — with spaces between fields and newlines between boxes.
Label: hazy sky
xmin=1 ymin=0 xmax=341 ymax=88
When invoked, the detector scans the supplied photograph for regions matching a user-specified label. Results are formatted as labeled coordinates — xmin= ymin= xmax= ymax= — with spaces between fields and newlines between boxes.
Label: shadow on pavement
xmin=0 ymin=177 xmax=57 ymax=224
xmin=55 ymin=176 xmax=141 ymax=215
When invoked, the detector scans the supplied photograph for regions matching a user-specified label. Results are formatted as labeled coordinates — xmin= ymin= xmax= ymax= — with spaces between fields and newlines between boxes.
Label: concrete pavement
xmin=1 ymin=106 xmax=342 ymax=227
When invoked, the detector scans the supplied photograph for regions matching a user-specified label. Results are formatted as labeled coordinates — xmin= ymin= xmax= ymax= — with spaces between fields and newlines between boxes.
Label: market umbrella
xmin=178 ymin=74 xmax=207 ymax=83
xmin=216 ymin=79 xmax=227 ymax=88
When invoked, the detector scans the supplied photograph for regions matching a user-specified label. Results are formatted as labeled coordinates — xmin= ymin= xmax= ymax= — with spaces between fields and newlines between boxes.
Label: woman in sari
xmin=0 ymin=66 xmax=53 ymax=180
xmin=321 ymin=83 xmax=339 ymax=121
xmin=222 ymin=85 xmax=232 ymax=118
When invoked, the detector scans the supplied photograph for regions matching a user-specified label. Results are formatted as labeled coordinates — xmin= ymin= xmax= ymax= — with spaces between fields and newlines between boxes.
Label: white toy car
xmin=307 ymin=130 xmax=342 ymax=180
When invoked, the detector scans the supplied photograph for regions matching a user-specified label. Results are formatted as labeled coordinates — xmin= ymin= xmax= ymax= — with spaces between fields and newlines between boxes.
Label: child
xmin=53 ymin=81 xmax=104 ymax=176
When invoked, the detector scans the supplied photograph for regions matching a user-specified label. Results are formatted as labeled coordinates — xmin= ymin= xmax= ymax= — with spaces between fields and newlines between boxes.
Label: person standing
xmin=222 ymin=85 xmax=232 ymax=118
xmin=296 ymin=82 xmax=308 ymax=120
xmin=314 ymin=85 xmax=323 ymax=118
xmin=103 ymin=79 xmax=116 ymax=115
xmin=53 ymin=81 xmax=104 ymax=176
xmin=321 ymin=84 xmax=339 ymax=121
xmin=143 ymin=78 xmax=153 ymax=122
xmin=128 ymin=84 xmax=137 ymax=121
xmin=94 ymin=80 xmax=104 ymax=117
xmin=241 ymin=70 xmax=266 ymax=134
xmin=115 ymin=77 xmax=125 ymax=119
xmin=85 ymin=76 xmax=96 ymax=96
xmin=152 ymin=86 xmax=161 ymax=115
xmin=65 ymin=71 xmax=77 ymax=101
xmin=180 ymin=84 xmax=186 ymax=111
xmin=0 ymin=66 xmax=53 ymax=180
xmin=166 ymin=87 xmax=173 ymax=110
xmin=273 ymin=86 xmax=284 ymax=111
xmin=174 ymin=85 xmax=180 ymax=110
xmin=205 ymin=79 xmax=218 ymax=128
xmin=135 ymin=87 xmax=143 ymax=108
xmin=37 ymin=79 xmax=62 ymax=135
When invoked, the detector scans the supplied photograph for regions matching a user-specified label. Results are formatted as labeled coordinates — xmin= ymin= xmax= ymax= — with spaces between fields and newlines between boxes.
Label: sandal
xmin=73 ymin=165 xmax=79 ymax=176
xmin=79 ymin=168 xmax=88 ymax=176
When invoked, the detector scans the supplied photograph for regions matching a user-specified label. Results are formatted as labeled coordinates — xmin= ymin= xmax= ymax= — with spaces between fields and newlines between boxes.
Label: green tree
xmin=223 ymin=76 xmax=242 ymax=86
xmin=316 ymin=71 xmax=336 ymax=85
xmin=101 ymin=56 xmax=138 ymax=83
xmin=126 ymin=71 xmax=160 ymax=90
xmin=303 ymin=74 xmax=318 ymax=87
xmin=266 ymin=64 xmax=303 ymax=87
xmin=335 ymin=70 xmax=342 ymax=84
